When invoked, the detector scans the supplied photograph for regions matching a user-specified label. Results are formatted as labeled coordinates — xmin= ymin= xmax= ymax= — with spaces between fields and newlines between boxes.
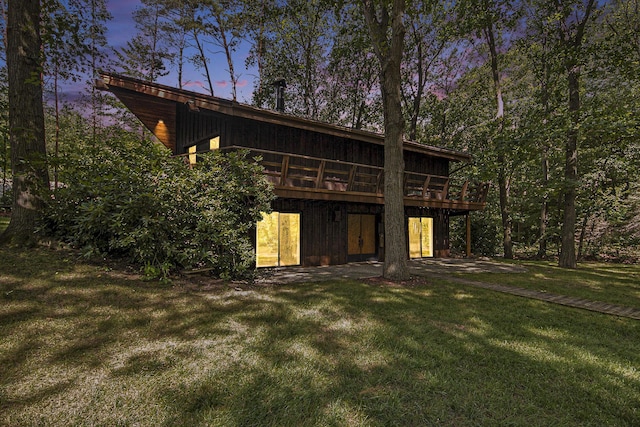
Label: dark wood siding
xmin=271 ymin=199 xmax=387 ymax=266
xmin=176 ymin=104 xmax=226 ymax=154
xmin=226 ymin=116 xmax=384 ymax=167
xmin=178 ymin=108 xmax=456 ymax=264
xmin=404 ymin=151 xmax=448 ymax=176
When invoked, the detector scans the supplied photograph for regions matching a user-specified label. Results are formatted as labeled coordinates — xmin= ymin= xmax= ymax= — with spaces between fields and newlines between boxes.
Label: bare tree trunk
xmin=362 ymin=0 xmax=409 ymax=280
xmin=537 ymin=34 xmax=551 ymax=259
xmin=408 ymin=24 xmax=424 ymax=141
xmin=54 ymin=62 xmax=60 ymax=191
xmin=483 ymin=13 xmax=512 ymax=259
xmin=559 ymin=65 xmax=579 ymax=268
xmin=214 ymin=9 xmax=237 ymax=101
xmin=558 ymin=0 xmax=595 ymax=268
xmin=537 ymin=147 xmax=549 ymax=258
xmin=577 ymin=211 xmax=590 ymax=261
xmin=1 ymin=0 xmax=49 ymax=246
xmin=194 ymin=31 xmax=214 ymax=96
xmin=498 ymin=166 xmax=513 ymax=258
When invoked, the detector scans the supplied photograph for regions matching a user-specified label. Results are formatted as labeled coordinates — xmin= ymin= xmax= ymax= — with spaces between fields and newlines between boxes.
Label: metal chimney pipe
xmin=271 ymin=78 xmax=286 ymax=112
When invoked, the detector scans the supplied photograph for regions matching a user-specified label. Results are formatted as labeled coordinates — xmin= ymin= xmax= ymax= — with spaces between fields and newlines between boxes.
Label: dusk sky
xmin=99 ymin=0 xmax=256 ymax=102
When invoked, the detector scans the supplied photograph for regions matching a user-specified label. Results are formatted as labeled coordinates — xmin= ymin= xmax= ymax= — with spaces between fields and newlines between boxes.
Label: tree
xmin=116 ymin=0 xmax=172 ymax=83
xmin=324 ymin=2 xmax=380 ymax=129
xmin=362 ymin=0 xmax=409 ymax=280
xmin=401 ymin=1 xmax=447 ymax=141
xmin=523 ymin=9 xmax=564 ymax=258
xmin=41 ymin=0 xmax=111 ymax=182
xmin=552 ymin=0 xmax=598 ymax=268
xmin=1 ymin=0 xmax=49 ymax=246
xmin=253 ymin=0 xmax=332 ymax=116
xmin=454 ymin=0 xmax=521 ymax=259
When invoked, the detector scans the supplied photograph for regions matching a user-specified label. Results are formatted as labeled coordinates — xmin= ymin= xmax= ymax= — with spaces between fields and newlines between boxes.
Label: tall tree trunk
xmin=577 ymin=211 xmax=590 ymax=261
xmin=483 ymin=14 xmax=512 ymax=258
xmin=1 ymin=0 xmax=49 ymax=246
xmin=498 ymin=165 xmax=513 ymax=258
xmin=558 ymin=0 xmax=595 ymax=268
xmin=54 ymin=62 xmax=60 ymax=191
xmin=214 ymin=9 xmax=237 ymax=101
xmin=90 ymin=0 xmax=98 ymax=143
xmin=537 ymin=147 xmax=550 ymax=258
xmin=362 ymin=0 xmax=409 ymax=280
xmin=194 ymin=31 xmax=214 ymax=96
xmin=408 ymin=24 xmax=424 ymax=141
xmin=559 ymin=63 xmax=580 ymax=268
xmin=537 ymin=34 xmax=551 ymax=259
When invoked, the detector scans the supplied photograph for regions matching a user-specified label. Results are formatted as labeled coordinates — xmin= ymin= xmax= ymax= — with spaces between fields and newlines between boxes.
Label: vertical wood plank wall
xmin=177 ymin=105 xmax=455 ymax=266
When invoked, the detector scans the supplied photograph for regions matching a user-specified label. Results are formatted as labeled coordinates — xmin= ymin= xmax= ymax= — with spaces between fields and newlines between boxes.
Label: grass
xmin=458 ymin=259 xmax=640 ymax=310
xmin=1 ymin=248 xmax=639 ymax=426
xmin=0 ymin=216 xmax=8 ymax=232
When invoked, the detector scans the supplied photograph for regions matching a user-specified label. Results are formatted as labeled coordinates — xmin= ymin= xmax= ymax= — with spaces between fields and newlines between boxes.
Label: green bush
xmin=41 ymin=132 xmax=274 ymax=280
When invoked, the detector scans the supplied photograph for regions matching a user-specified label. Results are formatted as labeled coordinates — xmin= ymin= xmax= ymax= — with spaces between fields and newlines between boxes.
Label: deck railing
xmin=186 ymin=146 xmax=488 ymax=207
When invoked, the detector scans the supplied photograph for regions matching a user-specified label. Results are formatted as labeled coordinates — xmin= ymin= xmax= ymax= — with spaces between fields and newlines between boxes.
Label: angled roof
xmin=99 ymin=72 xmax=471 ymax=162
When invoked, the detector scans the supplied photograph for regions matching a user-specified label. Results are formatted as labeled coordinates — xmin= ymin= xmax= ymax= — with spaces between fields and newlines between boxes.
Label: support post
xmin=466 ymin=213 xmax=471 ymax=258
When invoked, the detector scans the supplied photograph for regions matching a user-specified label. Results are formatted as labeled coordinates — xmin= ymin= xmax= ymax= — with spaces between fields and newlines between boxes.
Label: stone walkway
xmin=257 ymin=259 xmax=640 ymax=320
xmin=434 ymin=275 xmax=640 ymax=320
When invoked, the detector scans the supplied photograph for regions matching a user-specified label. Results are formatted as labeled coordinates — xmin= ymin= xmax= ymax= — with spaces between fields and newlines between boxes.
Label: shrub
xmin=41 ymin=132 xmax=274 ymax=280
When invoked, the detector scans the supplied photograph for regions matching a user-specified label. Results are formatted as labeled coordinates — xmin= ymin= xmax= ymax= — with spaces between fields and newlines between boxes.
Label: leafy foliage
xmin=41 ymin=130 xmax=274 ymax=280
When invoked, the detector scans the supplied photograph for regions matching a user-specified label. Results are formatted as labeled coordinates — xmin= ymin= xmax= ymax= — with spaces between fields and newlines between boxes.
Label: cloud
xmin=183 ymin=80 xmax=206 ymax=89
xmin=215 ymin=80 xmax=229 ymax=88
xmin=237 ymin=79 xmax=248 ymax=88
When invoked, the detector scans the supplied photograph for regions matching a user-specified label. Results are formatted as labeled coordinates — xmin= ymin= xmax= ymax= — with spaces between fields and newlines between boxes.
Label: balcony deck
xmin=199 ymin=146 xmax=488 ymax=212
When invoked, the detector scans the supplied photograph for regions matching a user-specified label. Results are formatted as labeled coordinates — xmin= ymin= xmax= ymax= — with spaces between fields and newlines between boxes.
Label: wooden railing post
xmin=280 ymin=155 xmax=290 ymax=186
xmin=347 ymin=165 xmax=356 ymax=191
xmin=460 ymin=180 xmax=469 ymax=201
xmin=422 ymin=176 xmax=431 ymax=198
xmin=466 ymin=213 xmax=471 ymax=257
xmin=315 ymin=160 xmax=326 ymax=188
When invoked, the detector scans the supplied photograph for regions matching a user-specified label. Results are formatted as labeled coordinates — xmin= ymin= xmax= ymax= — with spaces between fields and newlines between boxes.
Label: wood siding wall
xmin=271 ymin=200 xmax=449 ymax=266
xmin=178 ymin=107 xmax=453 ymax=265
xmin=176 ymin=105 xmax=226 ymax=153
xmin=176 ymin=107 xmax=450 ymax=177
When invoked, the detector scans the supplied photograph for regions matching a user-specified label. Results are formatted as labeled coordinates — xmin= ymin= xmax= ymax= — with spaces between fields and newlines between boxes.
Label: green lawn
xmin=1 ymin=248 xmax=639 ymax=426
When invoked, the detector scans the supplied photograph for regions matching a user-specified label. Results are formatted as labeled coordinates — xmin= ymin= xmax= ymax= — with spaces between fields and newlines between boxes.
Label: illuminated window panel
xmin=209 ymin=136 xmax=220 ymax=150
xmin=420 ymin=217 xmax=433 ymax=257
xmin=408 ymin=217 xmax=433 ymax=259
xmin=256 ymin=212 xmax=300 ymax=267
xmin=188 ymin=145 xmax=197 ymax=165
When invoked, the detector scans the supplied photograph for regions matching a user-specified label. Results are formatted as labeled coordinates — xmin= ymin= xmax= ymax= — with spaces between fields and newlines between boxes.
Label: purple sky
xmin=56 ymin=0 xmax=254 ymax=102
xmin=105 ymin=0 xmax=255 ymax=101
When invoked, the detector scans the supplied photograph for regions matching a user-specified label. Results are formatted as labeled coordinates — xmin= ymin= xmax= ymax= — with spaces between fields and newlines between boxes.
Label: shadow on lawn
xmin=160 ymin=280 xmax=640 ymax=426
xmin=1 ymin=248 xmax=639 ymax=426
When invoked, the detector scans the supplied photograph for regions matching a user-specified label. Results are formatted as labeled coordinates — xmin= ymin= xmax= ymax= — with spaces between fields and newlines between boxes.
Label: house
xmin=98 ymin=72 xmax=488 ymax=267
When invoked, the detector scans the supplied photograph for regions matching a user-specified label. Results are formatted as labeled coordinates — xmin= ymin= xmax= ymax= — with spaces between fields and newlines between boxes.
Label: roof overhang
xmin=98 ymin=72 xmax=471 ymax=162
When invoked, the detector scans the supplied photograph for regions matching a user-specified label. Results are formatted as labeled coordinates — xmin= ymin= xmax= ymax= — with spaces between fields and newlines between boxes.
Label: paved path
xmin=257 ymin=259 xmax=640 ymax=320
xmin=432 ymin=274 xmax=640 ymax=320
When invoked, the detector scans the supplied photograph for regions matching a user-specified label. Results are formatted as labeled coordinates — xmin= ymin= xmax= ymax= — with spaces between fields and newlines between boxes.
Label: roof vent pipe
xmin=271 ymin=78 xmax=286 ymax=112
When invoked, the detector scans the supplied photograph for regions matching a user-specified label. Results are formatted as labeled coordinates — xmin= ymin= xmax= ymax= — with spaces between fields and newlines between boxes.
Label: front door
xmin=348 ymin=214 xmax=377 ymax=261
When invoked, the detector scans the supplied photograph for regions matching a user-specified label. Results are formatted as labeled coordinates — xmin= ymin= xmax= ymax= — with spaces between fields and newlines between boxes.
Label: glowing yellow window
xmin=188 ymin=145 xmax=197 ymax=165
xmin=209 ymin=136 xmax=220 ymax=150
xmin=408 ymin=217 xmax=433 ymax=258
xmin=256 ymin=212 xmax=301 ymax=267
